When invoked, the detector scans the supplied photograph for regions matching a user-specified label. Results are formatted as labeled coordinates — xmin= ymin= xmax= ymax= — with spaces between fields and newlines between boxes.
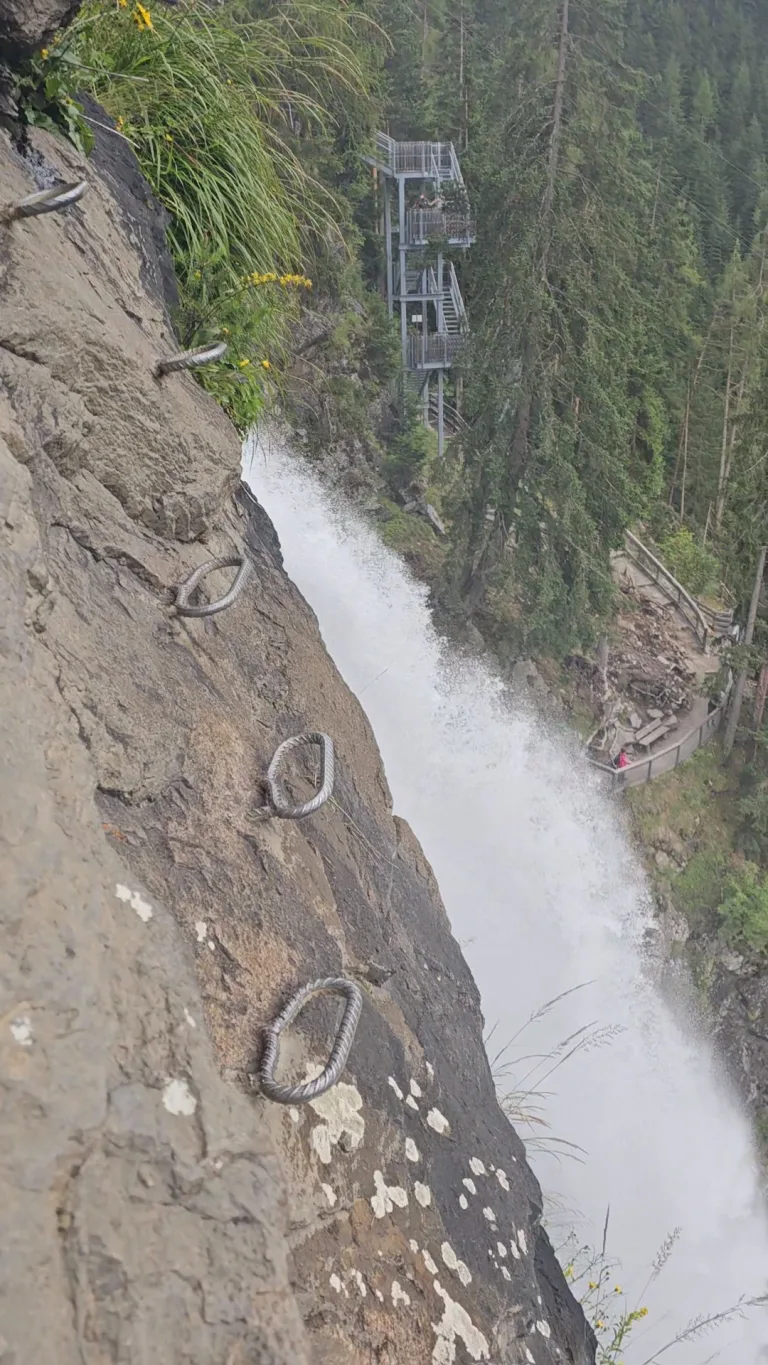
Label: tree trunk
xmin=716 ymin=328 xmax=734 ymax=533
xmin=724 ymin=544 xmax=767 ymax=759
xmin=540 ymin=0 xmax=569 ymax=278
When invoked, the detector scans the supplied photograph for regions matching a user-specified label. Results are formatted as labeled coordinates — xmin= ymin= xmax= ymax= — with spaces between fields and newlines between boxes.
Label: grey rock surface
xmin=0 ymin=124 xmax=594 ymax=1364
xmin=0 ymin=0 xmax=81 ymax=61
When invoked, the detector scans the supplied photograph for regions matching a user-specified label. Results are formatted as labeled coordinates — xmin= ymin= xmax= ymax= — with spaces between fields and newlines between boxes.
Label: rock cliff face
xmin=0 ymin=100 xmax=594 ymax=1365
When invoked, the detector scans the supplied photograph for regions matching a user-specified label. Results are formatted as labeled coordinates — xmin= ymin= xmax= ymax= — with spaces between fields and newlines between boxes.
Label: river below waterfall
xmin=245 ymin=428 xmax=768 ymax=1363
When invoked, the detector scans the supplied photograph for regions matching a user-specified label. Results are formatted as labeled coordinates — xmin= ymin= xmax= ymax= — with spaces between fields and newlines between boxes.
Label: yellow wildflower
xmin=117 ymin=0 xmax=127 ymax=6
xmin=588 ymin=1282 xmax=597 ymax=1291
xmin=614 ymin=1285 xmax=622 ymax=1294
xmin=221 ymin=327 xmax=230 ymax=335
xmin=165 ymin=133 xmax=173 ymax=143
xmin=40 ymin=48 xmax=49 ymax=59
xmin=260 ymin=359 xmax=271 ymax=370
xmin=638 ymin=1307 xmax=649 ymax=1319
xmin=238 ymin=358 xmax=251 ymax=368
xmin=595 ymin=1320 xmax=605 ymax=1330
xmin=193 ymin=270 xmax=201 ymax=280
xmin=133 ymin=3 xmax=153 ymax=30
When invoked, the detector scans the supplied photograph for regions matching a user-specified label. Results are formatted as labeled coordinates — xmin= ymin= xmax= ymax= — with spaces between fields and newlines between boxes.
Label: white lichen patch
xmin=462 ymin=1178 xmax=476 ymax=1195
xmin=427 ymin=1108 xmax=450 ymax=1136
xmin=459 ymin=1194 xmax=468 ymax=1210
xmin=371 ymin=1170 xmax=409 ymax=1218
xmin=405 ymin=1095 xmax=419 ymax=1111
xmin=501 ymin=1266 xmax=511 ymax=1281
xmin=517 ymin=1229 xmax=528 ymax=1255
xmin=183 ymin=1008 xmax=197 ymax=1029
xmin=350 ymin=1269 xmax=367 ymax=1297
xmin=432 ymin=1279 xmax=490 ymax=1362
xmin=426 ymin=1061 xmax=435 ymax=1081
xmin=406 ymin=1137 xmax=420 ymax=1163
xmin=388 ymin=1076 xmax=404 ymax=1100
xmin=536 ymin=1320 xmax=551 ymax=1339
xmin=162 ymin=1078 xmax=197 ymax=1117
xmin=482 ymin=1207 xmax=497 ymax=1224
xmin=306 ymin=1073 xmax=364 ymax=1162
xmin=9 ymin=1016 xmax=32 ymax=1047
xmin=322 ymin=1183 xmax=337 ymax=1207
xmin=289 ymin=1107 xmax=301 ymax=1124
xmin=525 ymin=1350 xmax=535 ymax=1364
xmin=391 ymin=1279 xmax=411 ymax=1308
xmin=469 ymin=1157 xmax=486 ymax=1176
xmin=509 ymin=1239 xmax=521 ymax=1260
xmin=415 ymin=1182 xmax=432 ymax=1208
xmin=116 ymin=883 xmax=153 ymax=922
xmin=496 ymin=1242 xmax=507 ymax=1258
xmin=330 ymin=1274 xmax=342 ymax=1294
xmin=422 ymin=1248 xmax=439 ymax=1275
xmin=410 ymin=1078 xmax=423 ymax=1098
xmin=375 ymin=1288 xmax=385 ymax=1302
xmin=195 ymin=920 xmax=208 ymax=942
xmin=410 ymin=1239 xmax=420 ymax=1253
xmin=496 ymin=1169 xmax=510 ymax=1191
xmin=441 ymin=1242 xmax=472 ymax=1287
xmin=311 ymin=1125 xmax=333 ymax=1165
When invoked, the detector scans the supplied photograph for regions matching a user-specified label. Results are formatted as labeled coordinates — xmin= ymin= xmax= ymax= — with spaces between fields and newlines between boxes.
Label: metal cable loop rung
xmin=2 ymin=181 xmax=88 ymax=223
xmin=264 ymin=732 xmax=335 ymax=819
xmin=175 ymin=556 xmax=254 ymax=618
xmin=155 ymin=341 xmax=227 ymax=376
xmin=259 ymin=977 xmax=363 ymax=1104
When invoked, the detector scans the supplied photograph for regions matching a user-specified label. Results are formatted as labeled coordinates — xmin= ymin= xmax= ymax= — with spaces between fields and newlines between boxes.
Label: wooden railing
xmin=591 ymin=697 xmax=728 ymax=789
xmin=622 ymin=531 xmax=710 ymax=652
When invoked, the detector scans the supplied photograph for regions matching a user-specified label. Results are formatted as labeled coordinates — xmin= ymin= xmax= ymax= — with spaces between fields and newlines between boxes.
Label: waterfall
xmin=245 ymin=429 xmax=768 ymax=1363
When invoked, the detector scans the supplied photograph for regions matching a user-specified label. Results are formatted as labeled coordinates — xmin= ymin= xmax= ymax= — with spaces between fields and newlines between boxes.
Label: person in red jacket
xmin=612 ymin=749 xmax=630 ymax=770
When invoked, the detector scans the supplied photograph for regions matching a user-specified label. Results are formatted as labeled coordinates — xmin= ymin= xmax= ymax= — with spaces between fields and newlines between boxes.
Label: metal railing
xmin=428 ymin=393 xmax=467 ymax=435
xmin=446 ymin=260 xmax=467 ymax=326
xmin=404 ymin=208 xmax=476 ymax=247
xmin=697 ymin=600 xmax=735 ymax=637
xmin=623 ymin=531 xmax=710 ymax=652
xmin=591 ymin=698 xmax=728 ymax=789
xmin=407 ymin=333 xmax=466 ymax=369
xmin=374 ymin=133 xmax=464 ymax=184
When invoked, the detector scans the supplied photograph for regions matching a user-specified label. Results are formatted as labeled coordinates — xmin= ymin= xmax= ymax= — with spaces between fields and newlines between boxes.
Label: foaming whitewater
xmin=245 ymin=429 xmax=768 ymax=1362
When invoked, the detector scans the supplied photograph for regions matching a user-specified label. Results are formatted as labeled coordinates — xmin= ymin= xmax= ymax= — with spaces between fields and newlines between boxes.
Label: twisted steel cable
xmin=175 ymin=556 xmax=253 ymax=618
xmin=2 ymin=181 xmax=88 ymax=223
xmin=259 ymin=977 xmax=363 ymax=1104
xmin=155 ymin=340 xmax=227 ymax=376
xmin=264 ymin=732 xmax=335 ymax=819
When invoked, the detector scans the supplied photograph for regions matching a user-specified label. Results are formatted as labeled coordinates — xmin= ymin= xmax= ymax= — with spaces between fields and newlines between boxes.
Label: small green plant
xmin=672 ymin=848 xmax=729 ymax=925
xmin=12 ymin=40 xmax=94 ymax=154
xmin=717 ymin=861 xmax=768 ymax=954
xmin=178 ymin=255 xmax=312 ymax=431
xmin=382 ymin=395 xmax=432 ymax=494
xmin=657 ymin=526 xmax=721 ymax=598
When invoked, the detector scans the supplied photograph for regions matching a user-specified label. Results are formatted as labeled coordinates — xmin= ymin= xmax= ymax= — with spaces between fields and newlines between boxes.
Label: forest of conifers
xmin=374 ymin=0 xmax=768 ymax=661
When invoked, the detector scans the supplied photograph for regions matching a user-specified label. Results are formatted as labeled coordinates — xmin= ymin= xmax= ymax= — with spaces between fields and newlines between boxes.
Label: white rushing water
xmin=245 ymin=429 xmax=768 ymax=1363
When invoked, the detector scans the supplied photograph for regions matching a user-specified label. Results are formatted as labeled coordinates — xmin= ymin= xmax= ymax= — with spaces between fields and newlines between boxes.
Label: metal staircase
xmin=368 ymin=131 xmax=474 ymax=460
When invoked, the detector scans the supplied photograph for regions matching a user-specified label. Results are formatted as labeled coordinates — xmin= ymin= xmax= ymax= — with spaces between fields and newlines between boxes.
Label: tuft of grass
xmin=63 ymin=0 xmax=378 ymax=428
